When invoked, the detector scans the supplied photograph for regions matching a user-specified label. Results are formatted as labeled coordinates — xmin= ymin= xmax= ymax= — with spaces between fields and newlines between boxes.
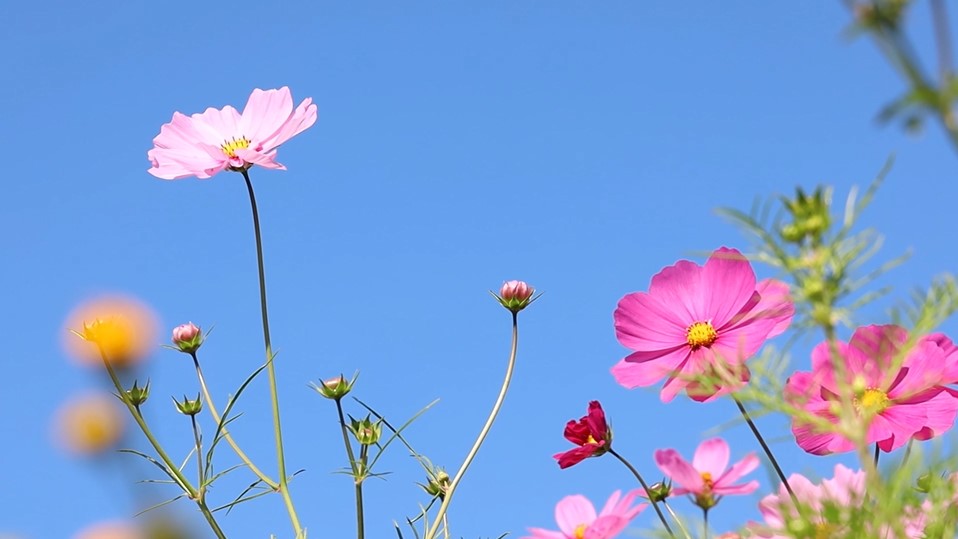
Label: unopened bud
xmin=171 ymin=322 xmax=203 ymax=354
xmin=494 ymin=280 xmax=537 ymax=313
xmin=173 ymin=394 xmax=203 ymax=416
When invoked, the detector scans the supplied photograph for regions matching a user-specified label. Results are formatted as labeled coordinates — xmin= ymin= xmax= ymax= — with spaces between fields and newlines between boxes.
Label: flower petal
xmin=692 ymin=438 xmax=730 ymax=478
xmin=554 ymin=495 xmax=597 ymax=536
xmin=655 ymin=449 xmax=704 ymax=494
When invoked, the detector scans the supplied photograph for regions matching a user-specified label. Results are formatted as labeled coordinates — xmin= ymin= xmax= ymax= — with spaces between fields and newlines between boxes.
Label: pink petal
xmin=648 ymin=259 xmax=707 ymax=322
xmin=699 ymin=247 xmax=758 ymax=328
xmin=914 ymin=389 xmax=958 ymax=439
xmin=654 ymin=449 xmax=704 ymax=494
xmin=752 ymin=279 xmax=794 ymax=338
xmin=715 ymin=453 xmax=760 ymax=489
xmin=240 ymin=87 xmax=294 ymax=144
xmin=555 ymin=495 xmax=597 ymax=536
xmin=262 ymin=97 xmax=318 ymax=150
xmin=871 ymin=405 xmax=926 ymax=451
xmin=614 ymin=292 xmax=689 ymax=351
xmin=692 ymin=438 xmax=730 ymax=478
xmin=584 ymin=516 xmax=628 ymax=539
xmin=610 ymin=346 xmax=689 ymax=390
xmin=714 ymin=479 xmax=759 ymax=495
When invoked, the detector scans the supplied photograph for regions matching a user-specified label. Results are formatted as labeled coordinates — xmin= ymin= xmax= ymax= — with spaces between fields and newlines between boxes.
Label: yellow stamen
xmin=700 ymin=471 xmax=714 ymax=490
xmin=585 ymin=435 xmax=597 ymax=444
xmin=574 ymin=524 xmax=587 ymax=539
xmin=854 ymin=388 xmax=890 ymax=415
xmin=221 ymin=136 xmax=251 ymax=158
xmin=686 ymin=321 xmax=718 ymax=349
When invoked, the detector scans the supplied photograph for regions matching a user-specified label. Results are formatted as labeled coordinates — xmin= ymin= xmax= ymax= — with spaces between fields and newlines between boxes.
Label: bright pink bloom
xmin=654 ymin=438 xmax=759 ymax=510
xmin=611 ymin=247 xmax=794 ymax=402
xmin=553 ymin=401 xmax=612 ymax=469
xmin=522 ymin=490 xmax=646 ymax=539
xmin=148 ymin=87 xmax=317 ymax=180
xmin=749 ymin=464 xmax=867 ymax=538
xmin=786 ymin=325 xmax=958 ymax=455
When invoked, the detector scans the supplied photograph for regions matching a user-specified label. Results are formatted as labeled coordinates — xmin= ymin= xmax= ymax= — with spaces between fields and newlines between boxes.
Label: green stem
xmin=241 ymin=169 xmax=304 ymax=538
xmin=336 ymin=400 xmax=364 ymax=539
xmin=191 ymin=352 xmax=279 ymax=489
xmin=424 ymin=312 xmax=521 ymax=539
xmin=607 ymin=449 xmax=676 ymax=538
xmin=191 ymin=414 xmax=205 ymax=488
xmin=100 ymin=353 xmax=227 ymax=539
xmin=733 ymin=396 xmax=797 ymax=505
xmin=661 ymin=500 xmax=692 ymax=539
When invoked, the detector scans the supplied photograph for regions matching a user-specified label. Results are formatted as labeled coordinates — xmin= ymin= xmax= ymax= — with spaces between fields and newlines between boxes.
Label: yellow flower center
xmin=854 ymin=388 xmax=890 ymax=415
xmin=585 ymin=434 xmax=597 ymax=444
xmin=700 ymin=471 xmax=714 ymax=490
xmin=574 ymin=524 xmax=587 ymax=539
xmin=221 ymin=136 xmax=251 ymax=158
xmin=686 ymin=321 xmax=718 ymax=349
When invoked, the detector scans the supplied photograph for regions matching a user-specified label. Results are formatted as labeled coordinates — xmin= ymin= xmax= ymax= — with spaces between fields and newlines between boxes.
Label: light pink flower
xmin=654 ymin=438 xmax=759 ymax=510
xmin=786 ymin=325 xmax=958 ymax=455
xmin=523 ymin=490 xmax=646 ymax=539
xmin=495 ymin=280 xmax=537 ymax=313
xmin=611 ymin=247 xmax=794 ymax=402
xmin=148 ymin=87 xmax=317 ymax=180
xmin=749 ymin=464 xmax=867 ymax=539
xmin=171 ymin=322 xmax=203 ymax=354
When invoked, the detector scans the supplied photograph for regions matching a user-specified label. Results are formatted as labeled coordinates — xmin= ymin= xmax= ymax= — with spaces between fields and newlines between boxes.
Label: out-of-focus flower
xmin=311 ymin=373 xmax=355 ymax=401
xmin=522 ymin=490 xmax=646 ymax=539
xmin=786 ymin=325 xmax=958 ymax=455
xmin=73 ymin=521 xmax=145 ymax=539
xmin=54 ymin=393 xmax=125 ymax=455
xmin=148 ymin=87 xmax=317 ymax=180
xmin=65 ymin=296 xmax=158 ymax=368
xmin=611 ymin=247 xmax=794 ymax=402
xmin=494 ymin=280 xmax=537 ymax=313
xmin=171 ymin=322 xmax=203 ymax=354
xmin=553 ymin=401 xmax=612 ymax=469
xmin=654 ymin=438 xmax=759 ymax=510
xmin=749 ymin=464 xmax=873 ymax=539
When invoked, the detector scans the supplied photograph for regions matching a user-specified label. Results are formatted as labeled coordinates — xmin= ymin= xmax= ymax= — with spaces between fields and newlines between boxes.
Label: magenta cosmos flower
xmin=612 ymin=247 xmax=794 ymax=402
xmin=553 ymin=401 xmax=612 ymax=469
xmin=786 ymin=325 xmax=958 ymax=455
xmin=147 ymin=87 xmax=317 ymax=180
xmin=654 ymin=437 xmax=759 ymax=510
xmin=523 ymin=490 xmax=646 ymax=539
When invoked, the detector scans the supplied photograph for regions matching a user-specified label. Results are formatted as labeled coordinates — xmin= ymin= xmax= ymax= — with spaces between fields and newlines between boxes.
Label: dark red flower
xmin=553 ymin=401 xmax=612 ymax=469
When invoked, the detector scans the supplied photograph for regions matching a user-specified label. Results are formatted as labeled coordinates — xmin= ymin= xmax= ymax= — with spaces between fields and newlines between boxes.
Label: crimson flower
xmin=553 ymin=401 xmax=612 ymax=469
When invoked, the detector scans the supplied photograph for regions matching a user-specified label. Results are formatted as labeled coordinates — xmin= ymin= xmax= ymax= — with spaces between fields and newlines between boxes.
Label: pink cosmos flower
xmin=786 ymin=325 xmax=958 ymax=455
xmin=522 ymin=490 xmax=646 ymax=539
xmin=612 ymin=247 xmax=794 ymax=402
xmin=654 ymin=438 xmax=759 ymax=510
xmin=749 ymin=464 xmax=867 ymax=539
xmin=553 ymin=401 xmax=612 ymax=469
xmin=148 ymin=87 xmax=317 ymax=180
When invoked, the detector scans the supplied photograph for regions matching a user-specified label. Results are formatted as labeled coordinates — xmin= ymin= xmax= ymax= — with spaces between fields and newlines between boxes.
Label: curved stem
xmin=733 ymin=396 xmax=797 ymax=505
xmin=335 ymin=400 xmax=364 ymax=539
xmin=607 ymin=449 xmax=676 ymax=538
xmin=424 ymin=312 xmax=520 ymax=539
xmin=191 ymin=353 xmax=278 ymax=489
xmin=241 ymin=169 xmax=303 ymax=538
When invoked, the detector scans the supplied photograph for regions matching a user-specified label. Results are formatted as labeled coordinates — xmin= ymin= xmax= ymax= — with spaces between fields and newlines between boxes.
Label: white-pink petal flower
xmin=523 ymin=490 xmax=646 ymax=539
xmin=654 ymin=438 xmax=759 ymax=510
xmin=148 ymin=87 xmax=317 ymax=180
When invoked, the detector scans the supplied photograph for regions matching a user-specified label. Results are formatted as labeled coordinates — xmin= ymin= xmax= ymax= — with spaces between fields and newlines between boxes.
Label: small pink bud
xmin=495 ymin=280 xmax=537 ymax=313
xmin=171 ymin=322 xmax=203 ymax=354
xmin=312 ymin=373 xmax=357 ymax=401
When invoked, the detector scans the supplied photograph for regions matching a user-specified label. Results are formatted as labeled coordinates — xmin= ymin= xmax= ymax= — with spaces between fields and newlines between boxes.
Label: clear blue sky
xmin=2 ymin=2 xmax=957 ymax=538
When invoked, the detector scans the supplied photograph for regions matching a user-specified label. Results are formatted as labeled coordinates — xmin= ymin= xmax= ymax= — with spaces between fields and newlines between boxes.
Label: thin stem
xmin=874 ymin=442 xmax=881 ymax=468
xmin=902 ymin=438 xmax=915 ymax=468
xmin=99 ymin=352 xmax=226 ymax=539
xmin=424 ymin=312 xmax=521 ymax=539
xmin=357 ymin=446 xmax=368 ymax=539
xmin=733 ymin=396 xmax=797 ymax=505
xmin=191 ymin=414 xmax=205 ymax=488
xmin=661 ymin=500 xmax=692 ymax=539
xmin=702 ymin=508 xmax=709 ymax=539
xmin=335 ymin=400 xmax=364 ymax=539
xmin=608 ymin=449 xmax=676 ymax=538
xmin=241 ymin=169 xmax=303 ymax=538
xmin=932 ymin=0 xmax=954 ymax=84
xmin=191 ymin=353 xmax=278 ymax=489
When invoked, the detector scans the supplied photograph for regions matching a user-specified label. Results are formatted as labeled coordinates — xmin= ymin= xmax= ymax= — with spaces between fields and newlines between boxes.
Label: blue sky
xmin=2 ymin=1 xmax=958 ymax=538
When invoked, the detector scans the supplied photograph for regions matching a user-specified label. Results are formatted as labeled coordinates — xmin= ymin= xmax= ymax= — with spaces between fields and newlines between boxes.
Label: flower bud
xmin=420 ymin=469 xmax=451 ymax=498
xmin=173 ymin=394 xmax=203 ymax=416
xmin=125 ymin=380 xmax=150 ymax=407
xmin=312 ymin=373 xmax=356 ymax=401
xmin=494 ymin=280 xmax=537 ymax=313
xmin=643 ymin=480 xmax=672 ymax=503
xmin=171 ymin=322 xmax=203 ymax=354
xmin=349 ymin=416 xmax=382 ymax=446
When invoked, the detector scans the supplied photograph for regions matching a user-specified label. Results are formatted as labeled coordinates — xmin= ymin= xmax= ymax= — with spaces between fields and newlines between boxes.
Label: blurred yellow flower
xmin=54 ymin=393 xmax=125 ymax=455
xmin=64 ymin=295 xmax=158 ymax=368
